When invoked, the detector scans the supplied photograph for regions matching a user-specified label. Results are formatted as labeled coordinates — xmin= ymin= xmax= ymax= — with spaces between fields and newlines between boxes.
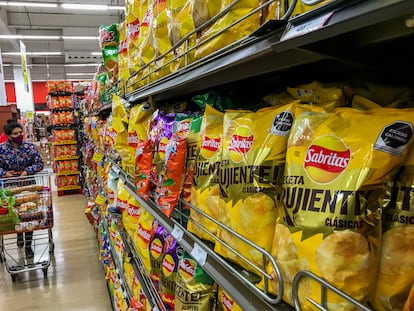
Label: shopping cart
xmin=0 ymin=172 xmax=54 ymax=282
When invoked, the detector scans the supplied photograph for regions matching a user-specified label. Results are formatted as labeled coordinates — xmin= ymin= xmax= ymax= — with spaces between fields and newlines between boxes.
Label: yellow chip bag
xmin=214 ymin=103 xmax=297 ymax=272
xmin=112 ymin=95 xmax=130 ymax=169
xmin=126 ymin=0 xmax=141 ymax=76
xmin=195 ymin=0 xmax=260 ymax=60
xmin=271 ymin=106 xmax=414 ymax=309
xmin=139 ymin=1 xmax=155 ymax=66
xmin=134 ymin=208 xmax=155 ymax=273
xmin=192 ymin=0 xmax=221 ymax=28
xmin=217 ymin=287 xmax=243 ymax=311
xmin=373 ymin=147 xmax=414 ymax=311
xmin=125 ymin=194 xmax=143 ymax=237
xmin=187 ymin=106 xmax=223 ymax=242
xmin=118 ymin=22 xmax=129 ymax=84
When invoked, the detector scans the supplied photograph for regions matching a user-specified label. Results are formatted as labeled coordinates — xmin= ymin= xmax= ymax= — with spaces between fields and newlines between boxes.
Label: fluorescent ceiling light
xmin=0 ymin=35 xmax=60 ymax=40
xmin=61 ymin=3 xmax=108 ymax=10
xmin=90 ymin=52 xmax=102 ymax=56
xmin=108 ymin=6 xmax=124 ymax=10
xmin=2 ymin=51 xmax=62 ymax=56
xmin=0 ymin=1 xmax=58 ymax=8
xmin=66 ymin=72 xmax=95 ymax=76
xmin=64 ymin=63 xmax=100 ymax=67
xmin=62 ymin=36 xmax=99 ymax=40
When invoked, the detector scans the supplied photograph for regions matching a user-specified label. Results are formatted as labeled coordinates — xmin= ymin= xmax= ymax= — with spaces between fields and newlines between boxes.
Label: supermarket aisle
xmin=0 ymin=194 xmax=112 ymax=311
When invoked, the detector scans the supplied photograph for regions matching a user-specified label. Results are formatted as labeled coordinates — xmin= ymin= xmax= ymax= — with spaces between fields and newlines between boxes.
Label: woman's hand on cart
xmin=5 ymin=171 xmax=20 ymax=177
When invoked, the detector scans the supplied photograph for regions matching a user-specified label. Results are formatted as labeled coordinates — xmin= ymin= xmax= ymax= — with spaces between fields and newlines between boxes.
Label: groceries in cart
xmin=0 ymin=180 xmax=51 ymax=234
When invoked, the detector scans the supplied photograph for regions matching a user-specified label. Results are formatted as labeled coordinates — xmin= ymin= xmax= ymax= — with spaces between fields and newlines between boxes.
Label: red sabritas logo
xmin=304 ymin=135 xmax=350 ymax=184
xmin=229 ymin=134 xmax=254 ymax=153
xmin=201 ymin=136 xmax=221 ymax=152
xmin=126 ymin=19 xmax=140 ymax=40
xmin=222 ymin=292 xmax=234 ymax=311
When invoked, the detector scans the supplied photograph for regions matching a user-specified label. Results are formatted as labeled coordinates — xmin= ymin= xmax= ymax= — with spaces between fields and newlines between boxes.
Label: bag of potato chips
xmin=118 ymin=22 xmax=129 ymax=84
xmin=194 ymin=0 xmax=260 ymax=60
xmin=125 ymin=194 xmax=143 ymax=237
xmin=175 ymin=252 xmax=216 ymax=311
xmin=214 ymin=103 xmax=296 ymax=272
xmin=187 ymin=106 xmax=224 ymax=242
xmin=112 ymin=95 xmax=130 ymax=169
xmin=138 ymin=1 xmax=155 ymax=66
xmin=270 ymin=106 xmax=414 ymax=310
xmin=373 ymin=147 xmax=414 ymax=311
xmin=134 ymin=209 xmax=156 ymax=273
xmin=192 ymin=0 xmax=221 ymax=28
xmin=217 ymin=287 xmax=243 ymax=311
xmin=149 ymin=221 xmax=166 ymax=291
xmin=126 ymin=0 xmax=141 ymax=76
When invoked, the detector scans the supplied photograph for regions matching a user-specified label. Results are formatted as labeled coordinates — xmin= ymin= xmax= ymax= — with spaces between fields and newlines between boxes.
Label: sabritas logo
xmin=304 ymin=135 xmax=350 ymax=184
xmin=178 ymin=258 xmax=195 ymax=281
xmin=200 ymin=136 xmax=221 ymax=159
xmin=228 ymin=126 xmax=254 ymax=163
xmin=100 ymin=29 xmax=114 ymax=43
xmin=127 ymin=204 xmax=141 ymax=217
xmin=128 ymin=132 xmax=138 ymax=146
xmin=162 ymin=254 xmax=175 ymax=276
xmin=222 ymin=292 xmax=234 ymax=311
xmin=116 ymin=198 xmax=128 ymax=211
xmin=158 ymin=136 xmax=169 ymax=159
xmin=177 ymin=120 xmax=191 ymax=134
xmin=137 ymin=223 xmax=152 ymax=244
xmin=126 ymin=19 xmax=140 ymax=40
xmin=150 ymin=238 xmax=163 ymax=258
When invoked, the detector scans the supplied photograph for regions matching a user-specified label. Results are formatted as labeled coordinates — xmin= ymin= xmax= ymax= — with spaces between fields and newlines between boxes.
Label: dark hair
xmin=3 ymin=122 xmax=22 ymax=135
xmin=7 ymin=119 xmax=16 ymax=123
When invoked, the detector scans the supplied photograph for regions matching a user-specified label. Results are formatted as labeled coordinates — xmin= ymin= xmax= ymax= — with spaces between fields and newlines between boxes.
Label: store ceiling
xmin=0 ymin=0 xmax=125 ymax=82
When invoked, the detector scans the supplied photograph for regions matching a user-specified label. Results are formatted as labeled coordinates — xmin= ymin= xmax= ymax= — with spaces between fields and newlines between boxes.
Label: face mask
xmin=11 ymin=135 xmax=24 ymax=145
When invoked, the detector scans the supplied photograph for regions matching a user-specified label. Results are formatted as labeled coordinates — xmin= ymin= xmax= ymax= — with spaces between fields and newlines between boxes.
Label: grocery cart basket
xmin=0 ymin=172 xmax=54 ymax=282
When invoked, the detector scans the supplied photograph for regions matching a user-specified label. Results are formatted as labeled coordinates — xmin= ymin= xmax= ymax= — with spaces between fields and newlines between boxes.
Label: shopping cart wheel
xmin=43 ymin=268 xmax=48 ymax=279
xmin=49 ymin=242 xmax=54 ymax=255
xmin=11 ymin=274 xmax=16 ymax=282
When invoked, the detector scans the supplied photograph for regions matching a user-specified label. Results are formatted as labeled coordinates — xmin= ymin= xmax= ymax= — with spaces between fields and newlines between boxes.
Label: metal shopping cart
xmin=0 ymin=172 xmax=54 ymax=282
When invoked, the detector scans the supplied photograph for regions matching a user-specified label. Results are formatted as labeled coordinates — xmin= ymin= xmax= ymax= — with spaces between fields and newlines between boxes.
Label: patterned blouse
xmin=0 ymin=141 xmax=44 ymax=177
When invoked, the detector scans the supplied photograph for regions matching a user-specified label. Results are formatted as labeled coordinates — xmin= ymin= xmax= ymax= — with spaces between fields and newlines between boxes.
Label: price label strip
xmin=92 ymin=152 xmax=104 ymax=163
xmin=171 ymin=224 xmax=184 ymax=242
xmin=281 ymin=11 xmax=334 ymax=41
xmin=95 ymin=194 xmax=106 ymax=205
xmin=111 ymin=165 xmax=121 ymax=177
xmin=191 ymin=243 xmax=208 ymax=266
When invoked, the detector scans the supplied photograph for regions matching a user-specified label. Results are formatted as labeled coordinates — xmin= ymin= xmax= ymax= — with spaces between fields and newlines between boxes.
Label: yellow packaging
xmin=352 ymin=95 xmax=382 ymax=111
xmin=127 ymin=101 xmax=155 ymax=176
xmin=217 ymin=287 xmax=243 ymax=311
xmin=117 ymin=178 xmax=129 ymax=215
xmin=214 ymin=103 xmax=296 ymax=272
xmin=138 ymin=1 xmax=155 ymax=66
xmin=126 ymin=0 xmax=141 ymax=76
xmin=192 ymin=0 xmax=221 ymax=28
xmin=112 ymin=95 xmax=130 ymax=170
xmin=187 ymin=106 xmax=223 ymax=242
xmin=125 ymin=193 xmax=143 ymax=237
xmin=118 ymin=22 xmax=129 ymax=83
xmin=134 ymin=208 xmax=155 ymax=273
xmin=270 ymin=106 xmax=414 ymax=309
xmin=167 ymin=0 xmax=197 ymax=72
xmin=373 ymin=147 xmax=414 ymax=311
xmin=195 ymin=0 xmax=260 ymax=60
xmin=287 ymin=81 xmax=344 ymax=112
xmin=263 ymin=0 xmax=331 ymax=21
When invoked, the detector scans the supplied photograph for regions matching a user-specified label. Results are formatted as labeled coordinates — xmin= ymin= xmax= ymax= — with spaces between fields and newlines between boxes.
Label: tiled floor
xmin=0 ymin=194 xmax=112 ymax=311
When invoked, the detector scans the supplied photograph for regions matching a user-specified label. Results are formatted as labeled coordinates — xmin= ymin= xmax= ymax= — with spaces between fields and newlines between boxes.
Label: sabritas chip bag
xmin=117 ymin=178 xmax=129 ymax=217
xmin=151 ymin=0 xmax=174 ymax=81
xmin=175 ymin=252 xmax=216 ymax=311
xmin=149 ymin=221 xmax=166 ymax=290
xmin=127 ymin=101 xmax=155 ymax=176
xmin=167 ymin=0 xmax=196 ymax=72
xmin=195 ymin=0 xmax=260 ymax=60
xmin=192 ymin=0 xmax=221 ymax=28
xmin=112 ymin=95 xmax=130 ymax=170
xmin=134 ymin=208 xmax=155 ymax=273
xmin=187 ymin=106 xmax=223 ymax=242
xmin=126 ymin=0 xmax=141 ymax=76
xmin=271 ymin=106 xmax=414 ymax=309
xmin=118 ymin=22 xmax=129 ymax=84
xmin=214 ymin=103 xmax=296 ymax=272
xmin=138 ymin=0 xmax=155 ymax=66
xmin=125 ymin=194 xmax=143 ymax=237
xmin=217 ymin=287 xmax=243 ymax=311
xmin=287 ymin=81 xmax=344 ymax=112
xmin=373 ymin=147 xmax=414 ymax=311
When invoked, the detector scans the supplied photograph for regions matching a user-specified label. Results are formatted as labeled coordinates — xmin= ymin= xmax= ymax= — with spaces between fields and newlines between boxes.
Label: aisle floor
xmin=0 ymin=194 xmax=112 ymax=311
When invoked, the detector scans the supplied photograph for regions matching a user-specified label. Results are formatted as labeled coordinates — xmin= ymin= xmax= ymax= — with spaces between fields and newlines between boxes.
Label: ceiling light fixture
xmin=0 ymin=1 xmax=58 ymax=8
xmin=66 ymin=72 xmax=95 ymax=76
xmin=62 ymin=36 xmax=99 ymax=40
xmin=61 ymin=3 xmax=109 ymax=11
xmin=90 ymin=52 xmax=102 ymax=56
xmin=2 ymin=51 xmax=63 ymax=56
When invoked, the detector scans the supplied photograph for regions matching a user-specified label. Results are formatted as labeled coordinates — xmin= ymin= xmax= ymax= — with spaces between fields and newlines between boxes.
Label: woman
xmin=0 ymin=122 xmax=44 ymax=258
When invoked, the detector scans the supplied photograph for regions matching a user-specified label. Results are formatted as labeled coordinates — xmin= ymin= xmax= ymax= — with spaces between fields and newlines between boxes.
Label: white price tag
xmin=112 ymin=165 xmax=120 ymax=177
xmin=281 ymin=11 xmax=334 ymax=41
xmin=153 ymin=306 xmax=160 ymax=311
xmin=191 ymin=243 xmax=207 ymax=266
xmin=171 ymin=225 xmax=184 ymax=242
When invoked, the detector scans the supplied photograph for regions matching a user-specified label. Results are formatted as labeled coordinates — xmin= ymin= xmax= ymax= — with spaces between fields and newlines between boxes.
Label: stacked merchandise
xmin=81 ymin=68 xmax=414 ymax=310
xmin=95 ymin=0 xmax=334 ymax=94
xmin=46 ymin=81 xmax=81 ymax=195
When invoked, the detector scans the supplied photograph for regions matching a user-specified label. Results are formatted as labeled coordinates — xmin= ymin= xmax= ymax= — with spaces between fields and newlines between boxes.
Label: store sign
xmin=20 ymin=41 xmax=29 ymax=93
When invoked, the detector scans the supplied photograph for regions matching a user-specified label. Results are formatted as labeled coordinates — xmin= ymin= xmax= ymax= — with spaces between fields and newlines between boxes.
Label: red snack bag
xmin=156 ymin=135 xmax=187 ymax=218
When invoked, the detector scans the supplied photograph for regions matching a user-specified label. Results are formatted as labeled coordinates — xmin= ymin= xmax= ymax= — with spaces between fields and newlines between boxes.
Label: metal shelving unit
xmin=125 ymin=0 xmax=414 ymax=104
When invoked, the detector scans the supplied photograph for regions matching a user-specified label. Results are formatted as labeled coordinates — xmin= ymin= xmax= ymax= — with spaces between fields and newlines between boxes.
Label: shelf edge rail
xmin=114 ymin=164 xmax=286 ymax=309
